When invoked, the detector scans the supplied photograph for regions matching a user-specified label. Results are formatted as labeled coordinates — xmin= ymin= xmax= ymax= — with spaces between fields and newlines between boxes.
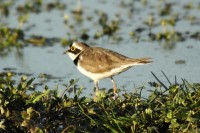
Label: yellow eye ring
xmin=70 ymin=46 xmax=76 ymax=51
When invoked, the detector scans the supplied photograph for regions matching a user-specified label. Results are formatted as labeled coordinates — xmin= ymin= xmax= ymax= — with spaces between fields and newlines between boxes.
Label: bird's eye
xmin=70 ymin=46 xmax=76 ymax=51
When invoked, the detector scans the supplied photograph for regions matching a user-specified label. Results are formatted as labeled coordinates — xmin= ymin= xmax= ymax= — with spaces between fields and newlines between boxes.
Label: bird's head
xmin=64 ymin=42 xmax=89 ymax=60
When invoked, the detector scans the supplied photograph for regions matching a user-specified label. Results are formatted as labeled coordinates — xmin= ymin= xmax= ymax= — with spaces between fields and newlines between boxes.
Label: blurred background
xmin=0 ymin=0 xmax=200 ymax=96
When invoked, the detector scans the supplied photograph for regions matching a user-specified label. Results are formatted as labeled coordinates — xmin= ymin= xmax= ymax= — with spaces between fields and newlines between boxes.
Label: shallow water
xmin=0 ymin=0 xmax=200 ymax=97
xmin=1 ymin=39 xmax=200 ymax=97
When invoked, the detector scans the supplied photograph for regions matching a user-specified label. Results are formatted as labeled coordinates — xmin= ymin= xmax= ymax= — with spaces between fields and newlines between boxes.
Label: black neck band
xmin=73 ymin=54 xmax=80 ymax=65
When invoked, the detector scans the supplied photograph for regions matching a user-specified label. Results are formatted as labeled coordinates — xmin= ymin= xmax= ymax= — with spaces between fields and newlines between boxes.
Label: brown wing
xmin=78 ymin=47 xmax=131 ymax=73
xmin=127 ymin=58 xmax=152 ymax=64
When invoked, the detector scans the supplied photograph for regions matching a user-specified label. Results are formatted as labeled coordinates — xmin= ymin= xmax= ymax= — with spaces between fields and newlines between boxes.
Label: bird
xmin=64 ymin=42 xmax=152 ymax=96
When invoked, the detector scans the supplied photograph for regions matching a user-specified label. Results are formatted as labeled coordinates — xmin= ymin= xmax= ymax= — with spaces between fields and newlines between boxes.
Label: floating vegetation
xmin=0 ymin=25 xmax=64 ymax=53
xmin=0 ymin=73 xmax=199 ymax=132
xmin=16 ymin=0 xmax=42 ymax=14
xmin=0 ymin=26 xmax=24 ymax=53
xmin=0 ymin=0 xmax=200 ymax=52
xmin=97 ymin=12 xmax=120 ymax=37
xmin=0 ymin=1 xmax=12 ymax=17
xmin=16 ymin=0 xmax=66 ymax=14
xmin=175 ymin=60 xmax=186 ymax=65
xmin=159 ymin=3 xmax=172 ymax=16
xmin=25 ymin=35 xmax=61 ymax=46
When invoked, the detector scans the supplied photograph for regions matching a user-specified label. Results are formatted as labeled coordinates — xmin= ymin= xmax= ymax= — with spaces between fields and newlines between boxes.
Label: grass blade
xmin=161 ymin=71 xmax=171 ymax=85
xmin=175 ymin=76 xmax=177 ymax=85
xmin=151 ymin=72 xmax=168 ymax=90
xmin=78 ymin=103 xmax=97 ymax=125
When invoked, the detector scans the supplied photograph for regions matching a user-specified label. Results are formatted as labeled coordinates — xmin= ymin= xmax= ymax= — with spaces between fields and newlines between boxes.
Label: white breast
xmin=77 ymin=63 xmax=136 ymax=81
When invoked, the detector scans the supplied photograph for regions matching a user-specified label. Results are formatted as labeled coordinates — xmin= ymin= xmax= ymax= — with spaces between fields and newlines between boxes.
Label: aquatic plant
xmin=0 ymin=26 xmax=24 ymax=53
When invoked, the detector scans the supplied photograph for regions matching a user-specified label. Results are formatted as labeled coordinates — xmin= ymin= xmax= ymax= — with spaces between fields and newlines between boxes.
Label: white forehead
xmin=72 ymin=42 xmax=84 ymax=50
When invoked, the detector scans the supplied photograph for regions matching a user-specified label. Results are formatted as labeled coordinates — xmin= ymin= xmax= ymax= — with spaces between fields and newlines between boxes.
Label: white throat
xmin=67 ymin=52 xmax=80 ymax=61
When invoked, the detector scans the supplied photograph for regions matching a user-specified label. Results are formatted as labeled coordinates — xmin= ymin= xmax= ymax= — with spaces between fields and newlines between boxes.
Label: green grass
xmin=0 ymin=72 xmax=199 ymax=133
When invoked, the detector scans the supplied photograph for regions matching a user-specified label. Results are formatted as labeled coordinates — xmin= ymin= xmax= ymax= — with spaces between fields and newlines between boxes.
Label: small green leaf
xmin=77 ymin=87 xmax=83 ymax=97
xmin=167 ymin=110 xmax=173 ymax=119
xmin=32 ymin=90 xmax=50 ymax=103
xmin=27 ymin=107 xmax=33 ymax=116
xmin=64 ymin=101 xmax=72 ymax=107
xmin=26 ymin=78 xmax=35 ymax=87
xmin=0 ymin=119 xmax=6 ymax=130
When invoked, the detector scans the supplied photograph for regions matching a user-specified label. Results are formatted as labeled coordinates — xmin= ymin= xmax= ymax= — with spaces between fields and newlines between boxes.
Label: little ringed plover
xmin=64 ymin=42 xmax=152 ymax=96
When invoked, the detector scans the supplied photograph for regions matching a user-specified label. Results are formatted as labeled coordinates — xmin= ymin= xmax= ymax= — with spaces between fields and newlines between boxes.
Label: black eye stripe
xmin=68 ymin=47 xmax=81 ymax=54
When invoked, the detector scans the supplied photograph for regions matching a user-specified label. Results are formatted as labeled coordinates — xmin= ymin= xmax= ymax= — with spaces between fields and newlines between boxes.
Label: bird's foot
xmin=111 ymin=93 xmax=119 ymax=100
xmin=93 ymin=90 xmax=106 ymax=102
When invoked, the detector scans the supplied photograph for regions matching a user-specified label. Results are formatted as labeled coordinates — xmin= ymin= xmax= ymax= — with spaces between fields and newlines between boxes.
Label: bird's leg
xmin=94 ymin=80 xmax=99 ymax=94
xmin=111 ymin=77 xmax=117 ymax=96
xmin=93 ymin=80 xmax=100 ymax=101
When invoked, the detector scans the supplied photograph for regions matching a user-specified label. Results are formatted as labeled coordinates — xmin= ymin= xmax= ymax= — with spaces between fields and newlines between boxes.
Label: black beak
xmin=63 ymin=50 xmax=68 ymax=55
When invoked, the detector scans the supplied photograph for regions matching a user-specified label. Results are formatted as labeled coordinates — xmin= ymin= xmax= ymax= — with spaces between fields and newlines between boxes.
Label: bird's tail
xmin=129 ymin=58 xmax=152 ymax=65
